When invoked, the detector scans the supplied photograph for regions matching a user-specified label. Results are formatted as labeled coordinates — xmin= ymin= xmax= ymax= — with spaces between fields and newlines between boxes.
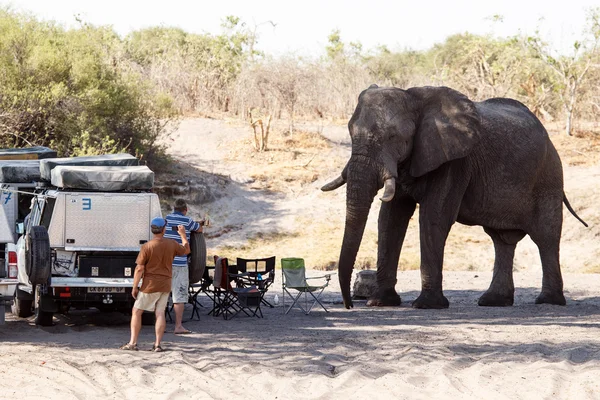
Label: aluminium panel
xmin=48 ymin=194 xmax=65 ymax=248
xmin=150 ymin=193 xmax=162 ymax=220
xmin=63 ymin=193 xmax=152 ymax=251
xmin=0 ymin=186 xmax=19 ymax=243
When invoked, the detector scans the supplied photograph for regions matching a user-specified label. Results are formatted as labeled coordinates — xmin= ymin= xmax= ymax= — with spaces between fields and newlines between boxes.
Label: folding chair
xmin=166 ymin=294 xmax=174 ymax=323
xmin=236 ymin=256 xmax=276 ymax=308
xmin=281 ymin=258 xmax=333 ymax=314
xmin=209 ymin=256 xmax=241 ymax=320
xmin=188 ymin=267 xmax=213 ymax=321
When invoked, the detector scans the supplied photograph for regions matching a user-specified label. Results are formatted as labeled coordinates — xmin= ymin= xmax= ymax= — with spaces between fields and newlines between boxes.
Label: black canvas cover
xmin=40 ymin=153 xmax=138 ymax=181
xmin=0 ymin=146 xmax=57 ymax=160
xmin=50 ymin=165 xmax=154 ymax=191
xmin=0 ymin=160 xmax=41 ymax=183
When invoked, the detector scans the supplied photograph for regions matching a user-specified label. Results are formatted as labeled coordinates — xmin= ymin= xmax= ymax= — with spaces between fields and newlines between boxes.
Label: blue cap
xmin=151 ymin=217 xmax=166 ymax=228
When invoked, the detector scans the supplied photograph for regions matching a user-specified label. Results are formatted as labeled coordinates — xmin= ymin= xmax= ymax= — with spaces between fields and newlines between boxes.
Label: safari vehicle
xmin=0 ymin=147 xmax=57 ymax=324
xmin=12 ymin=154 xmax=161 ymax=326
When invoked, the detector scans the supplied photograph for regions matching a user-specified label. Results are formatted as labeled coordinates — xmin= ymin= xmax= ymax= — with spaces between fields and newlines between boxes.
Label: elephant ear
xmin=407 ymin=87 xmax=481 ymax=177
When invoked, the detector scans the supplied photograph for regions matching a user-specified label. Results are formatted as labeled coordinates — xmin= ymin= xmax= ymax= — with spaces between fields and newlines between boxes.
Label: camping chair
xmin=188 ymin=266 xmax=213 ymax=321
xmin=236 ymin=256 xmax=276 ymax=308
xmin=281 ymin=258 xmax=333 ymax=315
xmin=209 ymin=256 xmax=241 ymax=320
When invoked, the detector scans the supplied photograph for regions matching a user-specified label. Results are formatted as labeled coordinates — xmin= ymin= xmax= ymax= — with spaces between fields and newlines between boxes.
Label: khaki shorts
xmin=172 ymin=266 xmax=189 ymax=304
xmin=133 ymin=291 xmax=170 ymax=312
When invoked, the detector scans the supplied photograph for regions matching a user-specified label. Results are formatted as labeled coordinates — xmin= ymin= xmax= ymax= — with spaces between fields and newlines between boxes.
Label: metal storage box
xmin=47 ymin=191 xmax=162 ymax=251
xmin=0 ymin=160 xmax=41 ymax=183
xmin=0 ymin=146 xmax=57 ymax=160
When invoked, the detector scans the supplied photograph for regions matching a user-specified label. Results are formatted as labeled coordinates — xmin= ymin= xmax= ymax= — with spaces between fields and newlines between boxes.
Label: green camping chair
xmin=281 ymin=258 xmax=333 ymax=315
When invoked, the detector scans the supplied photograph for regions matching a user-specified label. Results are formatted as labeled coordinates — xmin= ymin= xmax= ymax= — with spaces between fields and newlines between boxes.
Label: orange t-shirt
xmin=136 ymin=237 xmax=188 ymax=293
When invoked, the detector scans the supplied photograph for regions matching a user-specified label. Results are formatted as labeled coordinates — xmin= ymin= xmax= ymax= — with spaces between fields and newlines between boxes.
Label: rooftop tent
xmin=0 ymin=160 xmax=41 ymax=183
xmin=50 ymin=165 xmax=154 ymax=191
xmin=0 ymin=146 xmax=57 ymax=160
xmin=39 ymin=153 xmax=139 ymax=181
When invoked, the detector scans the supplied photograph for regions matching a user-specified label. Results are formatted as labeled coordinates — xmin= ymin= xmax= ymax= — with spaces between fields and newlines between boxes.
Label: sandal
xmin=119 ymin=343 xmax=139 ymax=351
xmin=151 ymin=344 xmax=163 ymax=352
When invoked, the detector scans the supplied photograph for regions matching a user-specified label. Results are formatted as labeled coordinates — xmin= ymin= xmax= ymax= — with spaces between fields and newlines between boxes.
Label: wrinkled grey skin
xmin=322 ymin=85 xmax=588 ymax=309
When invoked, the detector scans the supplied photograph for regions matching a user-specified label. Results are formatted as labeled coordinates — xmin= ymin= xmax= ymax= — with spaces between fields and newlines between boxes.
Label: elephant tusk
xmin=321 ymin=175 xmax=346 ymax=191
xmin=380 ymin=178 xmax=396 ymax=202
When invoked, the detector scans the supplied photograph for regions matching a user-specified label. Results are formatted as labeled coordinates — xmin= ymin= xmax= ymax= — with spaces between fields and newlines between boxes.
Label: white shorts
xmin=133 ymin=291 xmax=170 ymax=312
xmin=172 ymin=266 xmax=189 ymax=304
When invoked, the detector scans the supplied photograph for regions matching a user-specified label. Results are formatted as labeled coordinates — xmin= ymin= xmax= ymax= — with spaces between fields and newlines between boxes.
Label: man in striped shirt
xmin=164 ymin=199 xmax=203 ymax=334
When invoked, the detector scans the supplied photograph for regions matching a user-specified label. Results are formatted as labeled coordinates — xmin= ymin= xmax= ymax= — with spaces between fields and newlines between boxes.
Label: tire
xmin=12 ymin=289 xmax=33 ymax=318
xmin=35 ymin=307 xmax=53 ymax=326
xmin=34 ymin=286 xmax=53 ymax=326
xmin=188 ymin=231 xmax=206 ymax=284
xmin=26 ymin=226 xmax=51 ymax=286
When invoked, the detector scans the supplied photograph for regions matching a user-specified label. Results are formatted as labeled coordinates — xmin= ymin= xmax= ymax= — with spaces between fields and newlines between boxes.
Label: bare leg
xmin=173 ymin=303 xmax=188 ymax=333
xmin=154 ymin=308 xmax=166 ymax=346
xmin=129 ymin=307 xmax=143 ymax=345
xmin=478 ymin=228 xmax=525 ymax=306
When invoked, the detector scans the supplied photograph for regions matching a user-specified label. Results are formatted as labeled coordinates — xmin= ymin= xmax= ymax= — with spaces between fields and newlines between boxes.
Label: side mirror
xmin=16 ymin=222 xmax=24 ymax=235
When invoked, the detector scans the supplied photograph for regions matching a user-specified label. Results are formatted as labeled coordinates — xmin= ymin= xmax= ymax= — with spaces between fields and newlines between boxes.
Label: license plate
xmin=87 ymin=287 xmax=126 ymax=293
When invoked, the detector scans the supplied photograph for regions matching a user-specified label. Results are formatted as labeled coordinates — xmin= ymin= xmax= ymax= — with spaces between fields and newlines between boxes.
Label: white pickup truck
xmin=0 ymin=272 xmax=17 ymax=325
xmin=17 ymin=187 xmax=161 ymax=325
xmin=0 ymin=147 xmax=57 ymax=324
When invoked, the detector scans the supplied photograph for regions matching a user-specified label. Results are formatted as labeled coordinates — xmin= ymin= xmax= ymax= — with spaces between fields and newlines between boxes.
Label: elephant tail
xmin=563 ymin=193 xmax=588 ymax=227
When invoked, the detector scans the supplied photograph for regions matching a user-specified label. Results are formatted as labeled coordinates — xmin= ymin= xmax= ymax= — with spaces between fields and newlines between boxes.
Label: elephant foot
xmin=366 ymin=288 xmax=401 ymax=307
xmin=478 ymin=290 xmax=514 ymax=307
xmin=412 ymin=290 xmax=449 ymax=309
xmin=535 ymin=290 xmax=566 ymax=306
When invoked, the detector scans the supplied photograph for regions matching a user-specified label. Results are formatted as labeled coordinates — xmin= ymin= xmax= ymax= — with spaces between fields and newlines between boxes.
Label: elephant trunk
xmin=338 ymin=156 xmax=379 ymax=308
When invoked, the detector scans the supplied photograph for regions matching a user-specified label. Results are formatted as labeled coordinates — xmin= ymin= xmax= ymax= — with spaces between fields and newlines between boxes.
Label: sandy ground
xmin=1 ymin=118 xmax=599 ymax=399
xmin=2 ymin=271 xmax=600 ymax=399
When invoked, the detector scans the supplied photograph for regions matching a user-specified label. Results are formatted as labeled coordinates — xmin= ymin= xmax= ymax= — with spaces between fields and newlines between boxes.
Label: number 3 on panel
xmin=82 ymin=198 xmax=92 ymax=210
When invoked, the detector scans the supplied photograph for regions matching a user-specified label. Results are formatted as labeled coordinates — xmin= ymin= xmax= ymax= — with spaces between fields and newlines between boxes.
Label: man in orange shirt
xmin=120 ymin=217 xmax=190 ymax=352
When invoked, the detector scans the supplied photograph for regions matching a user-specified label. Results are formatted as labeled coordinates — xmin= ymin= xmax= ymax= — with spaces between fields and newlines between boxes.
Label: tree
xmin=525 ymin=8 xmax=600 ymax=136
xmin=0 ymin=9 xmax=175 ymax=167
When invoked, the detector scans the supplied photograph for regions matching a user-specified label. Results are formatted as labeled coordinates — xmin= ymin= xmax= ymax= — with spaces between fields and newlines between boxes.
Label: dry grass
xmin=551 ymin=131 xmax=600 ymax=167
xmin=225 ymin=129 xmax=340 ymax=192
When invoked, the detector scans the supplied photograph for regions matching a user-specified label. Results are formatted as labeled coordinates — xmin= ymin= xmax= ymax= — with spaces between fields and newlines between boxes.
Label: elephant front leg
xmin=367 ymin=196 xmax=416 ymax=307
xmin=412 ymin=206 xmax=453 ymax=309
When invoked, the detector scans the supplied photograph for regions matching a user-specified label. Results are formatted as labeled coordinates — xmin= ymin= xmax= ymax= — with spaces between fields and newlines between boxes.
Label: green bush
xmin=0 ymin=9 xmax=176 ymax=168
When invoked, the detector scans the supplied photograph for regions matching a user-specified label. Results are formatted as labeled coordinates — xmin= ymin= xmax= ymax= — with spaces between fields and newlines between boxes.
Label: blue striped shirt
xmin=164 ymin=211 xmax=200 ymax=267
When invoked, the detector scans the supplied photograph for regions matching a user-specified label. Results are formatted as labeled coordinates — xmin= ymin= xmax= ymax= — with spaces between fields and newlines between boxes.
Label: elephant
xmin=322 ymin=85 xmax=588 ymax=310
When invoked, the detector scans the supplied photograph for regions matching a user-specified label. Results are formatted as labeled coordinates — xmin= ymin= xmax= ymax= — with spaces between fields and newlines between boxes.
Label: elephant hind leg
xmin=478 ymin=228 xmax=526 ymax=307
xmin=528 ymin=201 xmax=565 ymax=305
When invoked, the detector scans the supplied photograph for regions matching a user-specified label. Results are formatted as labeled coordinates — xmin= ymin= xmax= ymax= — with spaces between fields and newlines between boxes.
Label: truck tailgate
xmin=0 ymin=278 xmax=18 ymax=296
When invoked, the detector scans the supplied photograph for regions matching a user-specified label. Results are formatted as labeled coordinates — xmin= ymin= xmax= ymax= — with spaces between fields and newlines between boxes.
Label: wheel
xmin=34 ymin=285 xmax=53 ymax=326
xmin=12 ymin=289 xmax=33 ymax=318
xmin=35 ymin=307 xmax=53 ymax=326
xmin=188 ymin=232 xmax=206 ymax=284
xmin=141 ymin=312 xmax=155 ymax=326
xmin=26 ymin=226 xmax=51 ymax=286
